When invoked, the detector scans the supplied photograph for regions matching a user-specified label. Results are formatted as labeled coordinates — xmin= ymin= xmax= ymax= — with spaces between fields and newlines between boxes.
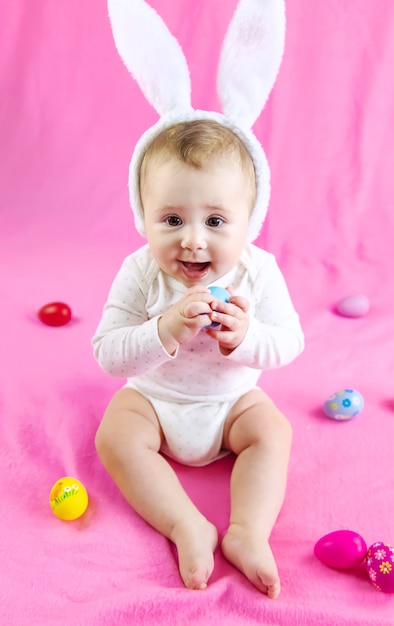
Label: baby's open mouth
xmin=180 ymin=261 xmax=211 ymax=279
xmin=181 ymin=261 xmax=210 ymax=271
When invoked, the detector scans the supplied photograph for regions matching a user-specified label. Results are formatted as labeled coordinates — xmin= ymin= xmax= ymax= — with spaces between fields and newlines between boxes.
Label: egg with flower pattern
xmin=366 ymin=542 xmax=394 ymax=593
xmin=323 ymin=389 xmax=364 ymax=421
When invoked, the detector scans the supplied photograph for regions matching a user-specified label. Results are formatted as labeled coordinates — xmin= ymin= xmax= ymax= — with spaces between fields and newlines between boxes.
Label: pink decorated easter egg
xmin=314 ymin=530 xmax=367 ymax=569
xmin=336 ymin=294 xmax=370 ymax=318
xmin=366 ymin=542 xmax=394 ymax=593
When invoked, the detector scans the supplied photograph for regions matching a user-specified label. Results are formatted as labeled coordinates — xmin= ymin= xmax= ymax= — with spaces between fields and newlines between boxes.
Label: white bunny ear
xmin=108 ymin=0 xmax=286 ymax=242
xmin=218 ymin=0 xmax=286 ymax=128
xmin=107 ymin=0 xmax=192 ymax=116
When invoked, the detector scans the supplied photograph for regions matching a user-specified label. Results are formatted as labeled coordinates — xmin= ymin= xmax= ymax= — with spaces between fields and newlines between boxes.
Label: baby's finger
xmin=228 ymin=294 xmax=250 ymax=314
xmin=210 ymin=299 xmax=243 ymax=320
xmin=185 ymin=284 xmax=210 ymax=295
xmin=182 ymin=299 xmax=212 ymax=319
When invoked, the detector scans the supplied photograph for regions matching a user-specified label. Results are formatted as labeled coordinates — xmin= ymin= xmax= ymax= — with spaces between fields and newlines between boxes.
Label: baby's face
xmin=141 ymin=155 xmax=251 ymax=287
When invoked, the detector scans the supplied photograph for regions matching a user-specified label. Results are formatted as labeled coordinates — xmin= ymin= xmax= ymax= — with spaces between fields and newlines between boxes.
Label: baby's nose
xmin=180 ymin=225 xmax=208 ymax=250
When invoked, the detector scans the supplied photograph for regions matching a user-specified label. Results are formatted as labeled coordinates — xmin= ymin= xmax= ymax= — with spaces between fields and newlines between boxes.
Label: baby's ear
xmin=217 ymin=0 xmax=286 ymax=128
xmin=107 ymin=0 xmax=192 ymax=116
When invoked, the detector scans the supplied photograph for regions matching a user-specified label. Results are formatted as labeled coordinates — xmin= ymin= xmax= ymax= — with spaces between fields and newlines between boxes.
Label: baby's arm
xmin=207 ymin=256 xmax=304 ymax=369
xmin=92 ymin=259 xmax=168 ymax=377
xmin=92 ymin=256 xmax=214 ymax=377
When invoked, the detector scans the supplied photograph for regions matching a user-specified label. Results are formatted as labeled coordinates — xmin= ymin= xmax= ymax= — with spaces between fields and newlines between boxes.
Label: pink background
xmin=1 ymin=1 xmax=393 ymax=624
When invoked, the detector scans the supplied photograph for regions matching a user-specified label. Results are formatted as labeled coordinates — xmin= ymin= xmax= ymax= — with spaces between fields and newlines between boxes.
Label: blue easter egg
xmin=204 ymin=286 xmax=230 ymax=329
xmin=208 ymin=286 xmax=230 ymax=302
xmin=323 ymin=389 xmax=364 ymax=421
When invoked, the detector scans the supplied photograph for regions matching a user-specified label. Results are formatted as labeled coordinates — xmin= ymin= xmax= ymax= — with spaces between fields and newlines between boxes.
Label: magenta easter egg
xmin=314 ymin=530 xmax=367 ymax=569
xmin=336 ymin=294 xmax=370 ymax=318
xmin=366 ymin=542 xmax=394 ymax=593
xmin=38 ymin=302 xmax=72 ymax=326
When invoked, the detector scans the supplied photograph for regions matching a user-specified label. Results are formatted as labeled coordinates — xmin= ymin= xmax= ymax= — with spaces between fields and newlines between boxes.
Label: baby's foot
xmin=221 ymin=523 xmax=281 ymax=599
xmin=171 ymin=518 xmax=218 ymax=590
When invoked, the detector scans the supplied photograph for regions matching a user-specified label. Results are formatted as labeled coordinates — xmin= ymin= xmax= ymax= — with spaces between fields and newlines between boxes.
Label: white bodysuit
xmin=92 ymin=243 xmax=304 ymax=466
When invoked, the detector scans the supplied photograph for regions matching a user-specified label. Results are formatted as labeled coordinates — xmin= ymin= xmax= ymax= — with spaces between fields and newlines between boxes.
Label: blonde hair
xmin=139 ymin=119 xmax=256 ymax=207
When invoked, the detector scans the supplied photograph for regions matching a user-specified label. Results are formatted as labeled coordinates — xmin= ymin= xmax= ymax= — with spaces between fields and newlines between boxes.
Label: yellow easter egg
xmin=50 ymin=477 xmax=88 ymax=521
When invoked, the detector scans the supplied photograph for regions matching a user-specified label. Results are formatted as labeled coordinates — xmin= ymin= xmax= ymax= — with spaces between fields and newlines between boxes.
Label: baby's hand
xmin=205 ymin=288 xmax=250 ymax=354
xmin=158 ymin=285 xmax=214 ymax=354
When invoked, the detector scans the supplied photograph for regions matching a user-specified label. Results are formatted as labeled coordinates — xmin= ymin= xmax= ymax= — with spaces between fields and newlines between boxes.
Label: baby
xmin=92 ymin=119 xmax=304 ymax=598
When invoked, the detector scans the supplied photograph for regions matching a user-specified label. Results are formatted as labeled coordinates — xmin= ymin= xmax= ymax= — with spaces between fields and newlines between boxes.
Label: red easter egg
xmin=366 ymin=542 xmax=394 ymax=593
xmin=314 ymin=530 xmax=367 ymax=569
xmin=38 ymin=302 xmax=72 ymax=327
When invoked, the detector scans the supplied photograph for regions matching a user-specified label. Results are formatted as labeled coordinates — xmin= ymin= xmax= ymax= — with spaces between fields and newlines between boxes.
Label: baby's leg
xmin=221 ymin=389 xmax=292 ymax=599
xmin=95 ymin=388 xmax=217 ymax=590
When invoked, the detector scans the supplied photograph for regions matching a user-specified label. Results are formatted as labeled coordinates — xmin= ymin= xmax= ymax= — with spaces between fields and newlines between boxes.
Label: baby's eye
xmin=206 ymin=216 xmax=224 ymax=228
xmin=165 ymin=215 xmax=183 ymax=227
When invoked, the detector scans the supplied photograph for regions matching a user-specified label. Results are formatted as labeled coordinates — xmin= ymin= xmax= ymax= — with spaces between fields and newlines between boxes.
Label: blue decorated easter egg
xmin=323 ymin=389 xmax=364 ymax=421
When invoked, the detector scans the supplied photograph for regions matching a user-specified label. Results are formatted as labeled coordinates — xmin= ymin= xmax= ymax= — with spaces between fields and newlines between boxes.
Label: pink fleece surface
xmin=1 ymin=1 xmax=393 ymax=624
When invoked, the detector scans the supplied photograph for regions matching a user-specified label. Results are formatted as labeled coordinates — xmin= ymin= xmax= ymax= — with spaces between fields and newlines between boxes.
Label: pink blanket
xmin=1 ymin=1 xmax=393 ymax=624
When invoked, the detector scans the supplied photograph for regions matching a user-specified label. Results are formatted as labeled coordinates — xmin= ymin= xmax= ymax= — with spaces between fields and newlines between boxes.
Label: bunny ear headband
xmin=108 ymin=0 xmax=286 ymax=242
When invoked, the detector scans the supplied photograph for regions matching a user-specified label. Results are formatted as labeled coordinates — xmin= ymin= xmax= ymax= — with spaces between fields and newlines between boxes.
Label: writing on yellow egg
xmin=51 ymin=483 xmax=80 ymax=507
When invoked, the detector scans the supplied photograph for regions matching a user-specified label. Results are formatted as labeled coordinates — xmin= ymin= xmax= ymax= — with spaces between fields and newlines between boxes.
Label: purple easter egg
xmin=336 ymin=294 xmax=370 ymax=318
xmin=314 ymin=530 xmax=367 ymax=569
xmin=366 ymin=542 xmax=394 ymax=593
